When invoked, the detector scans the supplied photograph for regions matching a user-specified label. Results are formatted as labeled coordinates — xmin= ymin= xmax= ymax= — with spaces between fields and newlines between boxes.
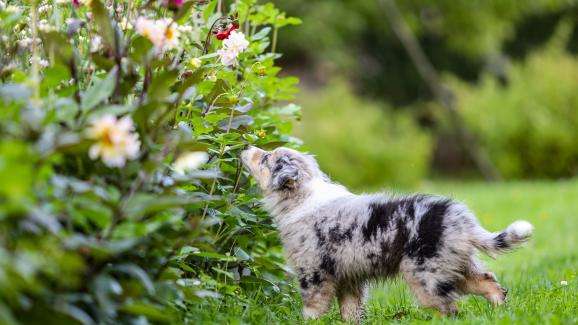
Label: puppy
xmin=241 ymin=146 xmax=533 ymax=322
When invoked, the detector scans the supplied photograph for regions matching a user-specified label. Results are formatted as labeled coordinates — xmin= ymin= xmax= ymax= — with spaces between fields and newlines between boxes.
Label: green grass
xmin=188 ymin=181 xmax=578 ymax=324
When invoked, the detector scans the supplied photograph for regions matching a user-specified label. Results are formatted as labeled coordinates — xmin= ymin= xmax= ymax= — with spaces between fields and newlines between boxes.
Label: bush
xmin=294 ymin=80 xmax=432 ymax=190
xmin=0 ymin=0 xmax=301 ymax=323
xmin=449 ymin=42 xmax=578 ymax=178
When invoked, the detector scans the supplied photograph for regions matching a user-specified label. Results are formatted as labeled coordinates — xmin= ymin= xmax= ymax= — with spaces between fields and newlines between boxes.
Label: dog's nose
xmin=241 ymin=146 xmax=255 ymax=163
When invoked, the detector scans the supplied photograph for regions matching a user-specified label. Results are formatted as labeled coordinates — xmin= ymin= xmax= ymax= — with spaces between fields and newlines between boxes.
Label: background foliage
xmin=0 ymin=0 xmax=301 ymax=323
xmin=273 ymin=0 xmax=578 ymax=188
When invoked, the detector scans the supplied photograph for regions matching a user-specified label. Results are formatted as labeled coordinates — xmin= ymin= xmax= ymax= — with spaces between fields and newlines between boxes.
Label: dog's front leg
xmin=300 ymin=277 xmax=336 ymax=320
xmin=337 ymin=283 xmax=367 ymax=323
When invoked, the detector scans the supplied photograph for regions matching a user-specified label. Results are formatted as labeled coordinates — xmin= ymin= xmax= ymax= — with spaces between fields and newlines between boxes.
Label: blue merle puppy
xmin=241 ymin=146 xmax=533 ymax=322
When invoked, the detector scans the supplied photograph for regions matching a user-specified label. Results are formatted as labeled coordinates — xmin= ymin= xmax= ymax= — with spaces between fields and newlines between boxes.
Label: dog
xmin=241 ymin=146 xmax=533 ymax=322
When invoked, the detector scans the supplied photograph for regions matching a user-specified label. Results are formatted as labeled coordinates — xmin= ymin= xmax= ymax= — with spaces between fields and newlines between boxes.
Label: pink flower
xmin=72 ymin=0 xmax=81 ymax=7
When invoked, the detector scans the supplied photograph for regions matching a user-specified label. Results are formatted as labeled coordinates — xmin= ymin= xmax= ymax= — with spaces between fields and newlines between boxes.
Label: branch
xmin=379 ymin=0 xmax=501 ymax=181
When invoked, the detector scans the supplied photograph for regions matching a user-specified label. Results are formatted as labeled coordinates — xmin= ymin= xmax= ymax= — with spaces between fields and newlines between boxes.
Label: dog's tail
xmin=471 ymin=220 xmax=533 ymax=257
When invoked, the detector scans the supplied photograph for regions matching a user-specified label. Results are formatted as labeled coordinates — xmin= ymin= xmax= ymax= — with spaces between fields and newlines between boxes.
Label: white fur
xmin=507 ymin=220 xmax=533 ymax=238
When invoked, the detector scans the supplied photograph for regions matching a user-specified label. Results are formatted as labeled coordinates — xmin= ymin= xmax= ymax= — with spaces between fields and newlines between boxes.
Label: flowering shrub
xmin=0 ymin=0 xmax=301 ymax=323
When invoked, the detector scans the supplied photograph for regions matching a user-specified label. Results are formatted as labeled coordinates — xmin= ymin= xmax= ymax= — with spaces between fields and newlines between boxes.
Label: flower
xmin=72 ymin=0 xmax=81 ymax=8
xmin=158 ymin=19 xmax=180 ymax=49
xmin=561 ymin=280 xmax=568 ymax=286
xmin=222 ymin=30 xmax=249 ymax=53
xmin=135 ymin=17 xmax=179 ymax=50
xmin=90 ymin=35 xmax=102 ymax=52
xmin=217 ymin=48 xmax=240 ymax=66
xmin=30 ymin=56 xmax=49 ymax=68
xmin=86 ymin=115 xmax=140 ymax=168
xmin=173 ymin=152 xmax=209 ymax=174
xmin=135 ymin=17 xmax=164 ymax=48
xmin=216 ymin=30 xmax=249 ymax=66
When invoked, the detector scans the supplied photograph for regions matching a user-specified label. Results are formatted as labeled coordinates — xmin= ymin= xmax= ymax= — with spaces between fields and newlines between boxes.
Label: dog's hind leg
xmin=458 ymin=270 xmax=507 ymax=305
xmin=401 ymin=260 xmax=460 ymax=316
xmin=301 ymin=279 xmax=336 ymax=320
xmin=337 ymin=282 xmax=367 ymax=323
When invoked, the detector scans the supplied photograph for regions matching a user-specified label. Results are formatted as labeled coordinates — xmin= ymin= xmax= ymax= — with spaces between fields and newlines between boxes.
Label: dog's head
xmin=241 ymin=146 xmax=321 ymax=193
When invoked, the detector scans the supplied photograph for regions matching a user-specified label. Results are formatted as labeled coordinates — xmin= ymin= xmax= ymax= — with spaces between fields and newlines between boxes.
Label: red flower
xmin=216 ymin=25 xmax=237 ymax=40
xmin=72 ymin=0 xmax=81 ymax=7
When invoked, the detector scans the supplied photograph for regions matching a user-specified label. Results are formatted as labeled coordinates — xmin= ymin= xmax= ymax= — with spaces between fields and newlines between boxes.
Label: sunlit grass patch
xmin=189 ymin=181 xmax=578 ymax=324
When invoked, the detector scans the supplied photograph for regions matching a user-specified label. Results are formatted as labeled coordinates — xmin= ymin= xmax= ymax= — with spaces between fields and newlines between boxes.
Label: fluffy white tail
xmin=472 ymin=220 xmax=533 ymax=256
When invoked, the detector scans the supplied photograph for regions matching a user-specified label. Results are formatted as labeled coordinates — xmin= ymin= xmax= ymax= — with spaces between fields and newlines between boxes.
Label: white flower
xmin=90 ymin=35 xmax=102 ymax=52
xmin=135 ymin=17 xmax=179 ymax=51
xmin=18 ymin=38 xmax=33 ymax=48
xmin=173 ymin=151 xmax=209 ymax=174
xmin=135 ymin=17 xmax=165 ymax=49
xmin=86 ymin=115 xmax=141 ymax=168
xmin=223 ymin=30 xmax=249 ymax=54
xmin=217 ymin=30 xmax=249 ymax=66
xmin=178 ymin=25 xmax=193 ymax=34
xmin=561 ymin=281 xmax=568 ymax=286
xmin=217 ymin=47 xmax=240 ymax=66
xmin=30 ymin=56 xmax=49 ymax=68
xmin=157 ymin=19 xmax=179 ymax=49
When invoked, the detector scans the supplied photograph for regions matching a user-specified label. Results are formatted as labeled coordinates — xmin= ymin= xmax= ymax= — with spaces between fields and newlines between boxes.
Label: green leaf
xmin=251 ymin=27 xmax=271 ymax=41
xmin=148 ymin=70 xmax=179 ymax=101
xmin=194 ymin=252 xmax=238 ymax=262
xmin=174 ymin=1 xmax=196 ymax=22
xmin=82 ymin=67 xmax=118 ymax=112
xmin=42 ymin=65 xmax=71 ymax=90
xmin=120 ymin=303 xmax=172 ymax=322
xmin=90 ymin=0 xmax=115 ymax=49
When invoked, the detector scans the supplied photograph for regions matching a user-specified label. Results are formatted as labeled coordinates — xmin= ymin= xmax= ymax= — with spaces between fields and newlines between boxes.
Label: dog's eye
xmin=273 ymin=164 xmax=283 ymax=172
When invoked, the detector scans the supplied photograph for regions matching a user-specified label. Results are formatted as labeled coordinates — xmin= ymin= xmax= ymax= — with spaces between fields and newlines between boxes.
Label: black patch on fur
xmin=320 ymin=254 xmax=336 ymax=276
xmin=314 ymin=221 xmax=326 ymax=247
xmin=380 ymin=218 xmax=410 ymax=275
xmin=363 ymin=201 xmax=398 ymax=241
xmin=362 ymin=197 xmax=420 ymax=242
xmin=494 ymin=232 xmax=509 ymax=249
xmin=328 ymin=223 xmax=355 ymax=243
xmin=436 ymin=281 xmax=455 ymax=297
xmin=299 ymin=276 xmax=309 ymax=290
xmin=407 ymin=199 xmax=450 ymax=264
xmin=311 ymin=272 xmax=321 ymax=285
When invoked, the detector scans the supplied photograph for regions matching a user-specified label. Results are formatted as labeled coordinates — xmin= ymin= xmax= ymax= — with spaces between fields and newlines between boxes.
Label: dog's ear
xmin=273 ymin=165 xmax=299 ymax=190
xmin=278 ymin=170 xmax=298 ymax=189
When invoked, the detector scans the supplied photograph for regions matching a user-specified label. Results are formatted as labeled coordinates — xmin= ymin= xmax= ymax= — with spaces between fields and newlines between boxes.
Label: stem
xmin=125 ymin=0 xmax=133 ymax=30
xmin=30 ymin=0 xmax=40 ymax=103
xmin=201 ymin=102 xmax=237 ymax=219
xmin=271 ymin=27 xmax=278 ymax=54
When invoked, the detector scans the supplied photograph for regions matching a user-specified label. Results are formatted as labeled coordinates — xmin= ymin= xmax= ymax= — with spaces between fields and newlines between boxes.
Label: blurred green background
xmin=271 ymin=0 xmax=578 ymax=190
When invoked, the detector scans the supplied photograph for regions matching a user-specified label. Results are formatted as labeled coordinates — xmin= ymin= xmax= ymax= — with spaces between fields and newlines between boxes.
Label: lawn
xmin=188 ymin=181 xmax=578 ymax=324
